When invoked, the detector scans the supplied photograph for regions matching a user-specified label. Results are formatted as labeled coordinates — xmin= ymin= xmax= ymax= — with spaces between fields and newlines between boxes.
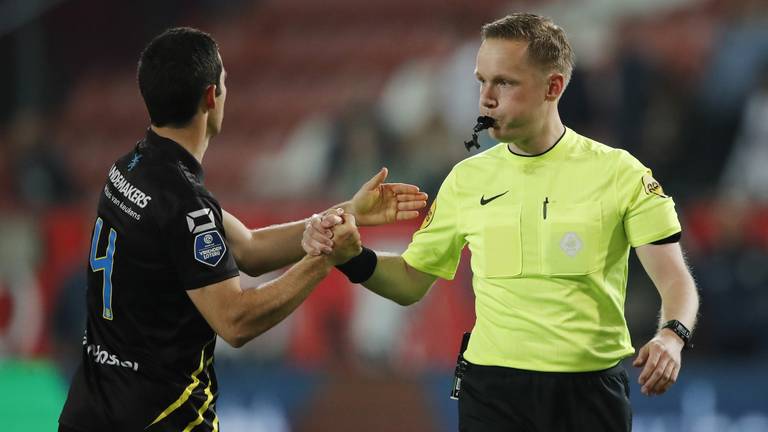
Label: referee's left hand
xmin=633 ymin=330 xmax=684 ymax=396
xmin=348 ymin=167 xmax=428 ymax=226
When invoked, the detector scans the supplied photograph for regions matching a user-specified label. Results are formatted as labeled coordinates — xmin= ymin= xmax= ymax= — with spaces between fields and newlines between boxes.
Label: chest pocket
xmin=541 ymin=201 xmax=602 ymax=275
xmin=472 ymin=204 xmax=523 ymax=278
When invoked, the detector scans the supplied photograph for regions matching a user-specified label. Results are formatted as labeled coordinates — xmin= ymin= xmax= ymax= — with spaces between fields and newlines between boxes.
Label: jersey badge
xmin=194 ymin=230 xmax=227 ymax=267
xmin=187 ymin=208 xmax=217 ymax=233
xmin=560 ymin=232 xmax=583 ymax=257
xmin=420 ymin=200 xmax=436 ymax=230
xmin=127 ymin=153 xmax=142 ymax=171
xmin=642 ymin=173 xmax=669 ymax=198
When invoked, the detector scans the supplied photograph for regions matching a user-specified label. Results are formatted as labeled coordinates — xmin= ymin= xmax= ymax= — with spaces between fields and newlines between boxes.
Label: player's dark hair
xmin=137 ymin=27 xmax=222 ymax=128
xmin=482 ymin=13 xmax=575 ymax=86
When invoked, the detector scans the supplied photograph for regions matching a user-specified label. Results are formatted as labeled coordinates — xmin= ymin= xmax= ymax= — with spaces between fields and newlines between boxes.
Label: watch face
xmin=664 ymin=320 xmax=691 ymax=347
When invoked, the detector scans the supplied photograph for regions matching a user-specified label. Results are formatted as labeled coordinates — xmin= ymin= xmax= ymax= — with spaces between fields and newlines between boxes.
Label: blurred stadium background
xmin=1 ymin=0 xmax=767 ymax=430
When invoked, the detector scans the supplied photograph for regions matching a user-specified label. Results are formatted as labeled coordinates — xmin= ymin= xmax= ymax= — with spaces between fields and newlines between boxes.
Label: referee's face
xmin=475 ymin=38 xmax=550 ymax=142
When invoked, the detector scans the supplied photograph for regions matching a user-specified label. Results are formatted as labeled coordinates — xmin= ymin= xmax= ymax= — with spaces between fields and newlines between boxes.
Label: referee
xmin=304 ymin=14 xmax=699 ymax=431
xmin=58 ymin=28 xmax=427 ymax=432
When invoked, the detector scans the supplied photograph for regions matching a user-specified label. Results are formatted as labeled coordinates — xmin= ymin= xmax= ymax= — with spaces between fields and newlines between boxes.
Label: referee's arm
xmin=633 ymin=241 xmax=699 ymax=396
xmin=361 ymin=253 xmax=438 ymax=306
xmin=302 ymin=213 xmax=438 ymax=306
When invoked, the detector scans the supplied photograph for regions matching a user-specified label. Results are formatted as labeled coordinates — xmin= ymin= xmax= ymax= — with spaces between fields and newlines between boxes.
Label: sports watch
xmin=660 ymin=319 xmax=693 ymax=350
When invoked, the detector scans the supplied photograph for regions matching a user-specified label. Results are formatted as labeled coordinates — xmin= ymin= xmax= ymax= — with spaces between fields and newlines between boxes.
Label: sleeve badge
xmin=419 ymin=200 xmax=436 ymax=230
xmin=642 ymin=173 xmax=669 ymax=198
xmin=194 ymin=230 xmax=227 ymax=267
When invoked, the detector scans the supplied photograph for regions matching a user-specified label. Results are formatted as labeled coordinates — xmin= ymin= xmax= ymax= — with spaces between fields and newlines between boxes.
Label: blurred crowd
xmin=1 ymin=0 xmax=767 ymax=375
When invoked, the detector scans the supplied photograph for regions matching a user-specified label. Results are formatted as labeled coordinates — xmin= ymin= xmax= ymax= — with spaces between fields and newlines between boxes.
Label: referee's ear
xmin=545 ymin=73 xmax=565 ymax=102
xmin=203 ymin=84 xmax=218 ymax=110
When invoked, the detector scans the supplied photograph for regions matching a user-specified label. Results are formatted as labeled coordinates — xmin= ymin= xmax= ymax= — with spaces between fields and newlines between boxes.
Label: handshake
xmin=300 ymin=167 xmax=429 ymax=267
xmin=302 ymin=208 xmax=361 ymax=266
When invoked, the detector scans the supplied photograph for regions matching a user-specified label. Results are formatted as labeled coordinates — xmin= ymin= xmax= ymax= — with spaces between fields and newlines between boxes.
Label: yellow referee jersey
xmin=402 ymin=128 xmax=681 ymax=372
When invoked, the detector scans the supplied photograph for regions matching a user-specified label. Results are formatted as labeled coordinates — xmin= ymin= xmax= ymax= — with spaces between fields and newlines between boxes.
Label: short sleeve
xmin=616 ymin=151 xmax=682 ymax=247
xmin=402 ymin=168 xmax=466 ymax=280
xmin=163 ymin=194 xmax=240 ymax=290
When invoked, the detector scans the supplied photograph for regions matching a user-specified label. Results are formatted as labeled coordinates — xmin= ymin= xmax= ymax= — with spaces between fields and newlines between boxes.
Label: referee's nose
xmin=479 ymin=86 xmax=497 ymax=111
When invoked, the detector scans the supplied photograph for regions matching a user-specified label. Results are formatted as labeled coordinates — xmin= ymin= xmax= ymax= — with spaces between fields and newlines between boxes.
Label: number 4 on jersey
xmin=90 ymin=217 xmax=118 ymax=320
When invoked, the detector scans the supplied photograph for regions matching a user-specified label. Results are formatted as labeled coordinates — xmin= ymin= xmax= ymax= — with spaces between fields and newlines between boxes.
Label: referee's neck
xmin=150 ymin=123 xmax=209 ymax=164
xmin=506 ymin=116 xmax=565 ymax=156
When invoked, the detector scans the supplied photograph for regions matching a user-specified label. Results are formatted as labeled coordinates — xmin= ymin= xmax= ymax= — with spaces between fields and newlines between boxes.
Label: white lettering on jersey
xmin=86 ymin=344 xmax=139 ymax=372
xmin=107 ymin=165 xmax=153 ymax=208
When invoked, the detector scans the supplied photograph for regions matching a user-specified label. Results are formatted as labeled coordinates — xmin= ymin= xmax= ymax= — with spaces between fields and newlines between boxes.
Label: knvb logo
xmin=560 ymin=232 xmax=583 ymax=257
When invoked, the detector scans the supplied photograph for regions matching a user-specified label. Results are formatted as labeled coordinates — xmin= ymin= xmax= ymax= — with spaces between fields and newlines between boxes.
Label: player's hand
xmin=347 ymin=167 xmax=428 ymax=226
xmin=326 ymin=214 xmax=362 ymax=265
xmin=302 ymin=209 xmax=344 ymax=256
xmin=633 ymin=329 xmax=684 ymax=396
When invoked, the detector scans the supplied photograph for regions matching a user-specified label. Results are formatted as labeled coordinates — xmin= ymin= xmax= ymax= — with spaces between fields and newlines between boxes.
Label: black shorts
xmin=59 ymin=423 xmax=86 ymax=432
xmin=458 ymin=361 xmax=632 ymax=432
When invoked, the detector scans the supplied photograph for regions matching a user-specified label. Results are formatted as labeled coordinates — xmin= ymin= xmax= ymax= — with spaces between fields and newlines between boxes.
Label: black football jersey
xmin=59 ymin=129 xmax=240 ymax=432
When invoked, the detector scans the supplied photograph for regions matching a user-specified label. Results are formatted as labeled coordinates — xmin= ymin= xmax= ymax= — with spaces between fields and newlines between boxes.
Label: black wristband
xmin=335 ymin=247 xmax=377 ymax=283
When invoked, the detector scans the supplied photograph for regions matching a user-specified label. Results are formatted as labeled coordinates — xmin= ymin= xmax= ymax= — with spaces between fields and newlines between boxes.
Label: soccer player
xmin=304 ymin=13 xmax=699 ymax=431
xmin=58 ymin=28 xmax=427 ymax=432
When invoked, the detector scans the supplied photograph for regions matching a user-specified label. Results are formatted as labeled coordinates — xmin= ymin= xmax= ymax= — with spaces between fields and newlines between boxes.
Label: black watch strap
xmin=661 ymin=319 xmax=693 ymax=350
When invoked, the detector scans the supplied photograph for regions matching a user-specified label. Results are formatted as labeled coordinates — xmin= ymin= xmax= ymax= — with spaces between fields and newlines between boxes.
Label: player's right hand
xmin=326 ymin=214 xmax=362 ymax=265
xmin=302 ymin=208 xmax=344 ymax=256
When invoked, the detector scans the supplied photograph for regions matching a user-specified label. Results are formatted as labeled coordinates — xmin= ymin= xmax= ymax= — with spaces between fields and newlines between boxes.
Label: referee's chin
xmin=488 ymin=127 xmax=509 ymax=142
xmin=490 ymin=124 xmax=530 ymax=144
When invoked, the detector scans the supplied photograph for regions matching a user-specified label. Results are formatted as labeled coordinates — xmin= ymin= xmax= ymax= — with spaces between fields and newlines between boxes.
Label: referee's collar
xmin=143 ymin=128 xmax=204 ymax=179
xmin=504 ymin=127 xmax=572 ymax=162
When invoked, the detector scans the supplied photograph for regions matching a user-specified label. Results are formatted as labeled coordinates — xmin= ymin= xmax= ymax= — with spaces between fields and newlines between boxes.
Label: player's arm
xmin=222 ymin=209 xmax=338 ymax=277
xmin=633 ymin=241 xmax=699 ymax=396
xmin=187 ymin=215 xmax=361 ymax=348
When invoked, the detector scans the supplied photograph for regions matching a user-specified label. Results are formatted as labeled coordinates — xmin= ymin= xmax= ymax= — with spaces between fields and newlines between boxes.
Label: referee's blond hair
xmin=482 ymin=13 xmax=575 ymax=86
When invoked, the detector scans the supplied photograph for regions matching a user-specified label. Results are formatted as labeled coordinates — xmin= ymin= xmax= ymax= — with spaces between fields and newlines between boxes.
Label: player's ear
xmin=203 ymin=84 xmax=217 ymax=110
xmin=545 ymin=73 xmax=565 ymax=101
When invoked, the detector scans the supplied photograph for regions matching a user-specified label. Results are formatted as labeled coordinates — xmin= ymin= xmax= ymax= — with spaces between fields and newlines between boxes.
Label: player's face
xmin=208 ymin=54 xmax=227 ymax=136
xmin=475 ymin=38 xmax=550 ymax=141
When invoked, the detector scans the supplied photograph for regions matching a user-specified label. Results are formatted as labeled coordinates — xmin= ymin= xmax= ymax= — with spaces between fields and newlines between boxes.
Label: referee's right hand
xmin=326 ymin=214 xmax=362 ymax=266
xmin=302 ymin=209 xmax=344 ymax=256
